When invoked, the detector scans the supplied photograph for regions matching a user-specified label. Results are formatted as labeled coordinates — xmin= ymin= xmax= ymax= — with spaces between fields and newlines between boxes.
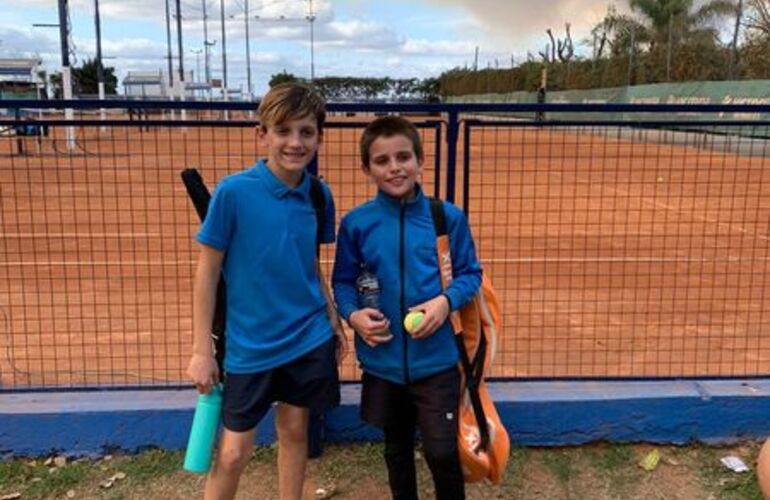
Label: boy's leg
xmin=361 ymin=372 xmax=419 ymax=499
xmin=204 ymin=427 xmax=257 ymax=500
xmin=413 ymin=368 xmax=465 ymax=500
xmin=758 ymin=438 xmax=770 ymax=499
xmin=274 ymin=402 xmax=310 ymax=500
xmin=383 ymin=420 xmax=419 ymax=500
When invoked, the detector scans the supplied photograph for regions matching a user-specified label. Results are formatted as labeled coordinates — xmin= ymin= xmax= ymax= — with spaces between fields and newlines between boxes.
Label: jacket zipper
xmin=400 ymin=199 xmax=410 ymax=383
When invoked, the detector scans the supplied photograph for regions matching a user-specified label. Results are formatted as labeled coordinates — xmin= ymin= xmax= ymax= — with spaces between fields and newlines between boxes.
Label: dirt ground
xmin=1 ymin=441 xmax=764 ymax=499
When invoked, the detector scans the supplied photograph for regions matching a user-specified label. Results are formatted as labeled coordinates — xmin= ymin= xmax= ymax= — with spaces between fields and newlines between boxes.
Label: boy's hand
xmin=186 ymin=353 xmax=219 ymax=394
xmin=407 ymin=294 xmax=450 ymax=339
xmin=334 ymin=324 xmax=349 ymax=364
xmin=349 ymin=308 xmax=393 ymax=347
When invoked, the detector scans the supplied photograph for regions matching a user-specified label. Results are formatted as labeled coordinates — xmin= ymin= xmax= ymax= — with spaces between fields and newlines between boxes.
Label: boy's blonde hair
xmin=360 ymin=116 xmax=424 ymax=168
xmin=257 ymin=82 xmax=326 ymax=130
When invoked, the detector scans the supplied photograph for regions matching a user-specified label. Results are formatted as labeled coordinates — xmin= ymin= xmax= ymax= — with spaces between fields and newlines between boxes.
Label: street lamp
xmin=307 ymin=0 xmax=315 ymax=82
xmin=191 ymin=48 xmax=203 ymax=83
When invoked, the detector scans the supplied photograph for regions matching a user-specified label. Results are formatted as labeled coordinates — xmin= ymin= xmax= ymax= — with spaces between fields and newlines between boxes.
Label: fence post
xmin=445 ymin=109 xmax=459 ymax=204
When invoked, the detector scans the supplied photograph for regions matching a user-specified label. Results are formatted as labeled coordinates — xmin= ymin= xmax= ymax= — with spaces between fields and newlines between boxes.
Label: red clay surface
xmin=1 ymin=118 xmax=769 ymax=388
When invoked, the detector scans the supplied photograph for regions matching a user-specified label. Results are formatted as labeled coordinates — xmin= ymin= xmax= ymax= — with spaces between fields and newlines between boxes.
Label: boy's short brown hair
xmin=257 ymin=82 xmax=326 ymax=130
xmin=360 ymin=116 xmax=424 ymax=168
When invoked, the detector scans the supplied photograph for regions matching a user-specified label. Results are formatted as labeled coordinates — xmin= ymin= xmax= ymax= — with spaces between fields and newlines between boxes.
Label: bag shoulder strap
xmin=309 ymin=175 xmax=326 ymax=253
xmin=429 ymin=197 xmax=447 ymax=238
xmin=428 ymin=196 xmax=491 ymax=452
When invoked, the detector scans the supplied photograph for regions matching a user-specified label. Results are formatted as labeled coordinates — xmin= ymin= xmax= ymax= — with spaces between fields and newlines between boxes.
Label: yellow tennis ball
xmin=403 ymin=311 xmax=424 ymax=335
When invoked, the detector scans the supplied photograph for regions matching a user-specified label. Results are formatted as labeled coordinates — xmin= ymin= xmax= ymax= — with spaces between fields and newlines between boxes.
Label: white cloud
xmin=402 ymin=39 xmax=477 ymax=57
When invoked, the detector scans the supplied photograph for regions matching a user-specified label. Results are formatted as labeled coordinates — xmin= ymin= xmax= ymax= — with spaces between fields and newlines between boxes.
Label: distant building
xmin=123 ymin=71 xmax=167 ymax=98
xmin=0 ymin=58 xmax=45 ymax=100
xmin=122 ymin=70 xmax=211 ymax=100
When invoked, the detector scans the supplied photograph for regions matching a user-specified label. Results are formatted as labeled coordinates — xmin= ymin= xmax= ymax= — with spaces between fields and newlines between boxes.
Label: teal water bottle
xmin=184 ymin=384 xmax=223 ymax=473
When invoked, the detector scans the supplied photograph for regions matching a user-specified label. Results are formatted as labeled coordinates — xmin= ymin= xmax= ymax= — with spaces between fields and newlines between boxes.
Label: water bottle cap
xmin=200 ymin=384 xmax=223 ymax=403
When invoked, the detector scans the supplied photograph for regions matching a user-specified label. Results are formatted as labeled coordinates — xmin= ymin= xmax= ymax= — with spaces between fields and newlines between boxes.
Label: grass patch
xmin=0 ymin=442 xmax=764 ymax=499
xmin=541 ymin=447 xmax=574 ymax=483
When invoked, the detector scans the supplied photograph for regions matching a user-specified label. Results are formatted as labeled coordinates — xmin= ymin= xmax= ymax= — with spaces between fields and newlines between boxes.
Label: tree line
xmin=439 ymin=0 xmax=770 ymax=96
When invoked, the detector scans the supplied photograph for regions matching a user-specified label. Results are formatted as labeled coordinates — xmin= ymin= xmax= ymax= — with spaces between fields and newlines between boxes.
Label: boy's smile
xmin=365 ymin=134 xmax=423 ymax=200
xmin=259 ymin=114 xmax=322 ymax=187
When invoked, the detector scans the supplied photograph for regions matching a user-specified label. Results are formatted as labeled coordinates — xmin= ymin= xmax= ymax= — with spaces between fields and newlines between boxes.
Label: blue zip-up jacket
xmin=332 ymin=185 xmax=482 ymax=384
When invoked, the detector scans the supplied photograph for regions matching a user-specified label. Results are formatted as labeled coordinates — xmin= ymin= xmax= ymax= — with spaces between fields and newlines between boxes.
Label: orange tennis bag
xmin=429 ymin=198 xmax=510 ymax=484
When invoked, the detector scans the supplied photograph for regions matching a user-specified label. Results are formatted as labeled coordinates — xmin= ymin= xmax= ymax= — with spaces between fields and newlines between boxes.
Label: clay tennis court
xmin=1 ymin=111 xmax=769 ymax=388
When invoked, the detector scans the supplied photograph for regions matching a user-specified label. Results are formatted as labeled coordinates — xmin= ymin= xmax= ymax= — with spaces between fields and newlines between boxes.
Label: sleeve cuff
xmin=441 ymin=292 xmax=454 ymax=312
xmin=339 ymin=303 xmax=357 ymax=323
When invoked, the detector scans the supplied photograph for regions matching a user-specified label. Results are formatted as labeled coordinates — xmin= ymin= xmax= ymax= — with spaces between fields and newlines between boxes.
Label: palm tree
xmin=629 ymin=0 xmax=736 ymax=80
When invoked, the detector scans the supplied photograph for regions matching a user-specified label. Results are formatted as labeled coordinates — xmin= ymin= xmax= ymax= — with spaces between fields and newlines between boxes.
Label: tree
xmin=268 ymin=70 xmax=298 ymax=88
xmin=72 ymin=58 xmax=118 ymax=95
xmin=745 ymin=0 xmax=770 ymax=35
xmin=629 ymin=0 xmax=736 ymax=80
xmin=49 ymin=72 xmax=62 ymax=99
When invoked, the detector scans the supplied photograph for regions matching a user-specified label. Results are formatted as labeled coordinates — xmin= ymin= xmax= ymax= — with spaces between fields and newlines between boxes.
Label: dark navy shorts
xmin=222 ymin=337 xmax=340 ymax=432
xmin=360 ymin=367 xmax=460 ymax=438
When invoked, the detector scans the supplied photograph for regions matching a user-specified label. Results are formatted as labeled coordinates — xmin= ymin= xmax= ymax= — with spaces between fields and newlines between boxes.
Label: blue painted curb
xmin=2 ymin=380 xmax=769 ymax=457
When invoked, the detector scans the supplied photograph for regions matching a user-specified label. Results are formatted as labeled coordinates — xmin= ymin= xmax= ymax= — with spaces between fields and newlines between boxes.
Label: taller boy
xmin=187 ymin=82 xmax=346 ymax=500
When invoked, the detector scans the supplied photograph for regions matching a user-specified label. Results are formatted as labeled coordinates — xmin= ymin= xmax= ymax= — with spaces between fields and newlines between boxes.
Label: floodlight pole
xmin=202 ymin=0 xmax=210 ymax=84
xmin=220 ymin=0 xmax=227 ymax=91
xmin=244 ymin=0 xmax=252 ymax=100
xmin=57 ymin=0 xmax=75 ymax=151
xmin=308 ymin=0 xmax=315 ymax=82
xmin=94 ymin=0 xmax=107 ymax=128
xmin=165 ymin=0 xmax=174 ymax=89
xmin=175 ymin=0 xmax=187 ymax=120
xmin=220 ymin=0 xmax=228 ymax=117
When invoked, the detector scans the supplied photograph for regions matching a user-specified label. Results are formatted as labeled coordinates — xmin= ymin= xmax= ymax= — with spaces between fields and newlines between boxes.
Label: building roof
xmin=0 ymin=58 xmax=42 ymax=77
xmin=123 ymin=71 xmax=164 ymax=85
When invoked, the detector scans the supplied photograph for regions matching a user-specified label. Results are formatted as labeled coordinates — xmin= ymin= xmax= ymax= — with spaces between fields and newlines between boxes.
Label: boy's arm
xmin=332 ymin=218 xmax=392 ymax=346
xmin=186 ymin=244 xmax=224 ymax=394
xmin=317 ymin=259 xmax=348 ymax=363
xmin=408 ymin=207 xmax=482 ymax=339
xmin=331 ymin=220 xmax=361 ymax=323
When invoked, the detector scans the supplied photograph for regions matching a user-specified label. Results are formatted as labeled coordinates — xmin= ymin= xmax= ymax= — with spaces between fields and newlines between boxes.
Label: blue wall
xmin=2 ymin=380 xmax=770 ymax=457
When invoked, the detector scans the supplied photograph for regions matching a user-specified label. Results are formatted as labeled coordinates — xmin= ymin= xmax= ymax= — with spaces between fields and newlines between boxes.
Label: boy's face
xmin=364 ymin=134 xmax=422 ymax=200
xmin=258 ymin=114 xmax=321 ymax=184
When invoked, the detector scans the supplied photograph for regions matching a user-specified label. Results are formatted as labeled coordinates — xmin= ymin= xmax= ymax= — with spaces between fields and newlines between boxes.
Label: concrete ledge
xmin=2 ymin=379 xmax=770 ymax=457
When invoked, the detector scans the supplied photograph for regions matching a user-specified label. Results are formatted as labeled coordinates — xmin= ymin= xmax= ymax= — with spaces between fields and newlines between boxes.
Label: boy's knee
xmin=275 ymin=418 xmax=307 ymax=445
xmin=422 ymin=439 xmax=459 ymax=470
xmin=215 ymin=445 xmax=251 ymax=474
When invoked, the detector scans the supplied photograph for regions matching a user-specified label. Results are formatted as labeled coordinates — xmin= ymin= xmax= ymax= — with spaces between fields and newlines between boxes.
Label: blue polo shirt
xmin=196 ymin=160 xmax=336 ymax=373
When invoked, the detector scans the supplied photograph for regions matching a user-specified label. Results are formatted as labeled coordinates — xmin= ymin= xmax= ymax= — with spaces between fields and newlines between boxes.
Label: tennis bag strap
xmin=181 ymin=169 xmax=327 ymax=373
xmin=308 ymin=175 xmax=326 ymax=257
xmin=428 ymin=197 xmax=491 ymax=453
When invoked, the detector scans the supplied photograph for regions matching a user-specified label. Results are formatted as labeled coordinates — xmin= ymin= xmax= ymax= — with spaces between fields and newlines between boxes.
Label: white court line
xmin=553 ymin=170 xmax=770 ymax=243
xmin=1 ymin=256 xmax=766 ymax=267
xmin=0 ymin=260 xmax=197 ymax=267
xmin=0 ymin=233 xmax=161 ymax=238
xmin=383 ymin=256 xmax=769 ymax=265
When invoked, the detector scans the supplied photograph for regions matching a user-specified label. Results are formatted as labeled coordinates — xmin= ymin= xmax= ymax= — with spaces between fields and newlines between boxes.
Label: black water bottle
xmin=356 ymin=267 xmax=391 ymax=336
xmin=357 ymin=267 xmax=381 ymax=310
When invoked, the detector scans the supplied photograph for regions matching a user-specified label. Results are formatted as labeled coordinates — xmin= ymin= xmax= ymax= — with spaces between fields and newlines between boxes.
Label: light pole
xmin=164 ymin=0 xmax=174 ymax=91
xmin=202 ymin=0 xmax=210 ymax=84
xmin=40 ymin=0 xmax=75 ymax=150
xmin=244 ymin=0 xmax=252 ymax=99
xmin=307 ymin=0 xmax=315 ymax=82
xmin=191 ymin=48 xmax=202 ymax=83
xmin=220 ymin=0 xmax=227 ymax=93
xmin=175 ymin=0 xmax=186 ymax=121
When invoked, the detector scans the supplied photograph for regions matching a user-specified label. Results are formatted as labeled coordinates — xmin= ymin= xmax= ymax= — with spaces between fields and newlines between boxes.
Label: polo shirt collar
xmin=255 ymin=159 xmax=311 ymax=200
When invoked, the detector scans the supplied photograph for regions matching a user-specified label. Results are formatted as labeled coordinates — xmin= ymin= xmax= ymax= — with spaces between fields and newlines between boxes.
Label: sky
xmin=0 ymin=0 xmax=646 ymax=96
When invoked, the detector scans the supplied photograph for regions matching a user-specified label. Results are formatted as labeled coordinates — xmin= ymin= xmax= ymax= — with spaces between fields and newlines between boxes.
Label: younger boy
xmin=332 ymin=116 xmax=482 ymax=499
xmin=187 ymin=82 xmax=347 ymax=500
